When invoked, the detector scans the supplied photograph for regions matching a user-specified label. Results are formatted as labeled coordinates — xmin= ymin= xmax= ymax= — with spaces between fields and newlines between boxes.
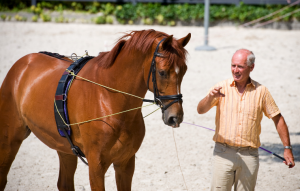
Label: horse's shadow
xmin=259 ymin=142 xmax=300 ymax=162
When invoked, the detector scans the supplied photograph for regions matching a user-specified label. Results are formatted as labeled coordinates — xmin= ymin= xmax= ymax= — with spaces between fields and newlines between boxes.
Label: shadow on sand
xmin=259 ymin=143 xmax=300 ymax=162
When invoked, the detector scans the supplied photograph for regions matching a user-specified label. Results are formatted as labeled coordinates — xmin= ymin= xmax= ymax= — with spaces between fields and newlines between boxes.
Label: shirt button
xmin=239 ymin=123 xmax=241 ymax=125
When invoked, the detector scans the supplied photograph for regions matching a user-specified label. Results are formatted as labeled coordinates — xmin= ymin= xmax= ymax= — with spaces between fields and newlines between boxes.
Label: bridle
xmin=143 ymin=38 xmax=183 ymax=112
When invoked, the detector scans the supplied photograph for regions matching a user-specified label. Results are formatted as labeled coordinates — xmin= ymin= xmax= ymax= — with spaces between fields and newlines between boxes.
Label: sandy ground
xmin=0 ymin=22 xmax=299 ymax=191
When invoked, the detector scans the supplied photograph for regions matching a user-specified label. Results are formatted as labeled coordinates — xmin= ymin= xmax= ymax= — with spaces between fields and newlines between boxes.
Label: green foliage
xmin=14 ymin=14 xmax=27 ymax=21
xmin=190 ymin=4 xmax=205 ymax=20
xmin=0 ymin=2 xmax=299 ymax=24
xmin=1 ymin=14 xmax=6 ymax=21
xmin=142 ymin=18 xmax=153 ymax=25
xmin=31 ymin=5 xmax=42 ymax=15
xmin=40 ymin=13 xmax=51 ymax=22
xmin=85 ymin=2 xmax=99 ymax=13
xmin=0 ymin=0 xmax=30 ymax=9
xmin=10 ymin=2 xmax=26 ymax=12
xmin=94 ymin=15 xmax=106 ymax=24
xmin=168 ymin=20 xmax=176 ymax=26
xmin=40 ymin=1 xmax=54 ymax=9
xmin=160 ymin=4 xmax=177 ymax=21
xmin=128 ymin=20 xmax=134 ymax=25
xmin=106 ymin=15 xmax=114 ymax=24
xmin=32 ymin=15 xmax=38 ymax=22
xmin=136 ymin=3 xmax=161 ymax=20
xmin=293 ymin=9 xmax=300 ymax=19
xmin=102 ymin=3 xmax=115 ymax=16
xmin=175 ymin=4 xmax=192 ymax=21
xmin=0 ymin=5 xmax=9 ymax=11
xmin=72 ymin=2 xmax=83 ymax=11
xmin=114 ymin=4 xmax=138 ymax=24
xmin=55 ymin=15 xmax=68 ymax=23
xmin=156 ymin=14 xmax=165 ymax=25
xmin=54 ymin=4 xmax=64 ymax=12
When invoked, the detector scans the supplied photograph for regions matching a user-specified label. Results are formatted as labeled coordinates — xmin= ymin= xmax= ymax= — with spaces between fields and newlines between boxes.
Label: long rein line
xmin=182 ymin=122 xmax=286 ymax=161
xmin=170 ymin=121 xmax=287 ymax=191
xmin=54 ymin=69 xmax=161 ymax=127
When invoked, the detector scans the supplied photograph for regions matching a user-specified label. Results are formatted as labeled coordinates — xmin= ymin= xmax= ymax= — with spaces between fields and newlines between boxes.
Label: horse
xmin=0 ymin=29 xmax=191 ymax=191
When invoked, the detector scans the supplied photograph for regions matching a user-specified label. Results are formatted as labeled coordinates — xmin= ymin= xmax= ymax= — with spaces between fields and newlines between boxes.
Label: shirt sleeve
xmin=262 ymin=88 xmax=280 ymax=119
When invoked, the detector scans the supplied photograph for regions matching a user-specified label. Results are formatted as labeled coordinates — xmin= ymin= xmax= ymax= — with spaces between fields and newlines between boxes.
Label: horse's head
xmin=145 ymin=33 xmax=191 ymax=128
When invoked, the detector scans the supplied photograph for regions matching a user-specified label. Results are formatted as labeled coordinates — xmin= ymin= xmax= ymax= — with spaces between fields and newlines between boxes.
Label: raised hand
xmin=209 ymin=87 xmax=225 ymax=99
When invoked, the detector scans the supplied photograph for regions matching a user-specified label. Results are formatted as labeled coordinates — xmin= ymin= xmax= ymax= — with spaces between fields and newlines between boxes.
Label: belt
xmin=216 ymin=142 xmax=256 ymax=151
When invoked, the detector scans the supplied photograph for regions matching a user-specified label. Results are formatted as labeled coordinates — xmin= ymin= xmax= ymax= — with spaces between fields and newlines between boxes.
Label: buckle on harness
xmin=55 ymin=94 xmax=67 ymax=101
xmin=71 ymin=147 xmax=79 ymax=156
xmin=62 ymin=94 xmax=67 ymax=101
xmin=71 ymin=53 xmax=78 ymax=61
xmin=65 ymin=124 xmax=70 ymax=130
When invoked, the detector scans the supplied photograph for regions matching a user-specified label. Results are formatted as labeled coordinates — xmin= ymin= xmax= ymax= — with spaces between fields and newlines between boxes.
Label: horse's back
xmin=1 ymin=53 xmax=40 ymax=114
xmin=1 ymin=53 xmax=69 ymax=109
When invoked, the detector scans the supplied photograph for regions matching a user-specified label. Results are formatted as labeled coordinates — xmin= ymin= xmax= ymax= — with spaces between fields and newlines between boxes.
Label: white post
xmin=31 ymin=0 xmax=37 ymax=6
xmin=195 ymin=0 xmax=216 ymax=51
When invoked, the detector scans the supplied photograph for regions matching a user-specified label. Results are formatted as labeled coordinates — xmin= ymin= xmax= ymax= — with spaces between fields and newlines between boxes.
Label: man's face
xmin=231 ymin=53 xmax=254 ymax=84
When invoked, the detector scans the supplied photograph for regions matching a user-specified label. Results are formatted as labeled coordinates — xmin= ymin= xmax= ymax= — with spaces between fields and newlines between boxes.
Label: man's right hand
xmin=197 ymin=87 xmax=225 ymax=114
xmin=209 ymin=87 xmax=225 ymax=99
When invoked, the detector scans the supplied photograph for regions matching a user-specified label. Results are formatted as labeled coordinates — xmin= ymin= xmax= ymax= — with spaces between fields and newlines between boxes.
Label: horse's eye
xmin=158 ymin=70 xmax=166 ymax=77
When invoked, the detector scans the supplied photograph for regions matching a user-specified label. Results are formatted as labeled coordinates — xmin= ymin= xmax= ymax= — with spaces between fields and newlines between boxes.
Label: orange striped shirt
xmin=208 ymin=78 xmax=280 ymax=148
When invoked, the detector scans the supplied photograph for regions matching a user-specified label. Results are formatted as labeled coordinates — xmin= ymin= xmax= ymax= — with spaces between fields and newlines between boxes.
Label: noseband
xmin=143 ymin=38 xmax=183 ymax=112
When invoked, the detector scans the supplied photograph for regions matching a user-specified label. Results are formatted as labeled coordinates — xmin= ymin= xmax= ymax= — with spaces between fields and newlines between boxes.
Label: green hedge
xmin=0 ymin=1 xmax=299 ymax=25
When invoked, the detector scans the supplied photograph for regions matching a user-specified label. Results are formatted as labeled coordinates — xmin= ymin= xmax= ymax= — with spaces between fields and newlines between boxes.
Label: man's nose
xmin=233 ymin=67 xmax=239 ymax=73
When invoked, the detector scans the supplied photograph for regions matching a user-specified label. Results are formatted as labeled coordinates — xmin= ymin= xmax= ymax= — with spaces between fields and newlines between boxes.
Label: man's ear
xmin=250 ymin=63 xmax=255 ymax=71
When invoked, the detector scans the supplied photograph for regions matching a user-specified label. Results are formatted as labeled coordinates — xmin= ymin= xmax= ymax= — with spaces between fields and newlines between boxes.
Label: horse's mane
xmin=94 ymin=29 xmax=187 ymax=70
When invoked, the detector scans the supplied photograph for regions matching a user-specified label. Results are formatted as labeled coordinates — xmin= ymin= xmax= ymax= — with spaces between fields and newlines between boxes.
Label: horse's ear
xmin=178 ymin=33 xmax=191 ymax=48
xmin=162 ymin=35 xmax=173 ymax=50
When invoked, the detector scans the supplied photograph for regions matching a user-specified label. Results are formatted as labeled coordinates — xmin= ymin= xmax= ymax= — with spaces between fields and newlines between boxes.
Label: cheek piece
xmin=143 ymin=38 xmax=183 ymax=112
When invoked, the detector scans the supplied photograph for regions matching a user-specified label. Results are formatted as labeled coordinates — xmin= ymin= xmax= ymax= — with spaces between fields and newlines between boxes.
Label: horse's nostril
xmin=168 ymin=116 xmax=177 ymax=125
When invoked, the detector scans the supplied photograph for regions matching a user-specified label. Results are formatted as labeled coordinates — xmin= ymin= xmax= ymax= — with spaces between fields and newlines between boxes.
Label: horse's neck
xmin=87 ymin=52 xmax=148 ymax=100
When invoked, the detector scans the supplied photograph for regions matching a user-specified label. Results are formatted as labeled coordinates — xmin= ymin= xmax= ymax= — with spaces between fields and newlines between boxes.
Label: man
xmin=197 ymin=49 xmax=295 ymax=191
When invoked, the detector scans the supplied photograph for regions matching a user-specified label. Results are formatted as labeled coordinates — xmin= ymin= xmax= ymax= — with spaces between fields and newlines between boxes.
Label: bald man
xmin=197 ymin=49 xmax=295 ymax=191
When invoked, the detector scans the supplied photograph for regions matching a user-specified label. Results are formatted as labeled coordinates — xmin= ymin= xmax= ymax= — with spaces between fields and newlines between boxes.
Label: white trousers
xmin=211 ymin=142 xmax=259 ymax=191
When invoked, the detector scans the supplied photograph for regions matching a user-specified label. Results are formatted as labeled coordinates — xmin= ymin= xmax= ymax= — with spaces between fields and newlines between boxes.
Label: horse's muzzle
xmin=162 ymin=108 xmax=183 ymax=128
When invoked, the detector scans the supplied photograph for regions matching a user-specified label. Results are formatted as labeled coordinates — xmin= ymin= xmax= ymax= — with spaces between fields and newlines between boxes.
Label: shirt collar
xmin=230 ymin=78 xmax=256 ymax=88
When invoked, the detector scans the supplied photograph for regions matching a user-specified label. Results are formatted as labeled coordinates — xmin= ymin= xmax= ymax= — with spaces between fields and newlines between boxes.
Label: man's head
xmin=231 ymin=49 xmax=255 ymax=84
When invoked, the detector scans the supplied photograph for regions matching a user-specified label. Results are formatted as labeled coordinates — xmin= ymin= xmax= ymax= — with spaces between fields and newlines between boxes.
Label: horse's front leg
xmin=113 ymin=154 xmax=135 ymax=191
xmin=88 ymin=151 xmax=111 ymax=191
xmin=57 ymin=151 xmax=77 ymax=191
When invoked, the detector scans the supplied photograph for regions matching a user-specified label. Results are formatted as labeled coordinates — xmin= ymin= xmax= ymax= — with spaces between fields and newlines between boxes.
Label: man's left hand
xmin=283 ymin=149 xmax=295 ymax=168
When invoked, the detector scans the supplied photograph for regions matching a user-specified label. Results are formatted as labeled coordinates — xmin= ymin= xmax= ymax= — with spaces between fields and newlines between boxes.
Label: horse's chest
xmin=111 ymin=127 xmax=145 ymax=159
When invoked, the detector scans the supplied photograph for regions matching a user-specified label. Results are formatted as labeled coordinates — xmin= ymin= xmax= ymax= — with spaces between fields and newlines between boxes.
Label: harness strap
xmin=146 ymin=38 xmax=183 ymax=112
xmin=142 ymin=99 xmax=155 ymax=103
xmin=161 ymin=99 xmax=181 ymax=110
xmin=60 ymin=127 xmax=88 ymax=165
xmin=54 ymin=56 xmax=94 ymax=137
xmin=51 ymin=55 xmax=94 ymax=166
xmin=39 ymin=51 xmax=73 ymax=63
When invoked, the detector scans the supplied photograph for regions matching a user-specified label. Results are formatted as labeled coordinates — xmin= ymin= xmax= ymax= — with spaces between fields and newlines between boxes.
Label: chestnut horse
xmin=0 ymin=29 xmax=191 ymax=191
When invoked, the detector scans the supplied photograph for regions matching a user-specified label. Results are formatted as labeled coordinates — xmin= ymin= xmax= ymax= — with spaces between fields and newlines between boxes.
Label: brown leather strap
xmin=55 ymin=95 xmax=64 ymax=100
